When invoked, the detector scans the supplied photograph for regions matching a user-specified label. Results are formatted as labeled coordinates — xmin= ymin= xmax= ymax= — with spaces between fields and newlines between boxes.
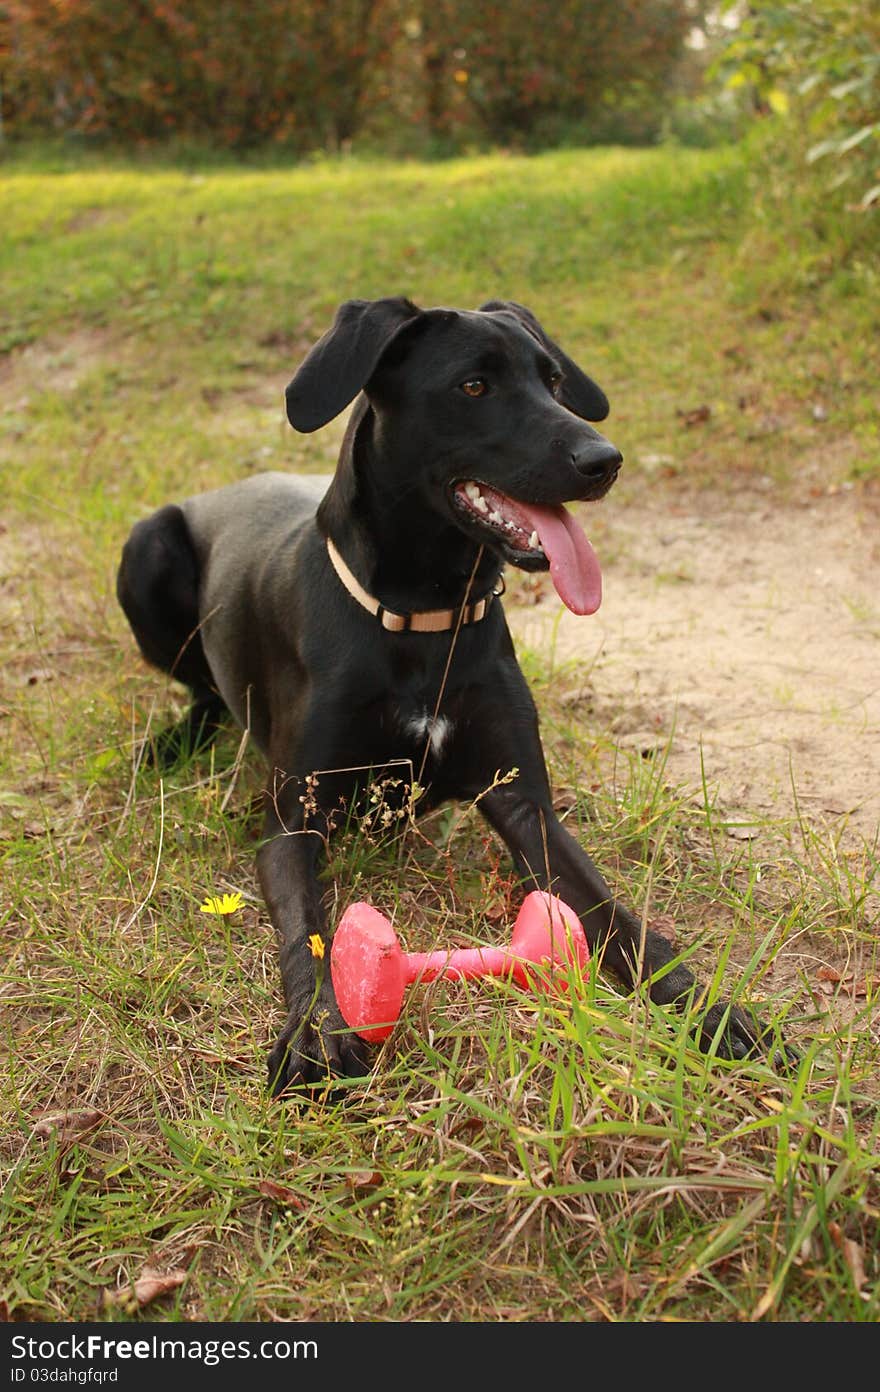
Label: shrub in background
xmin=0 ymin=0 xmax=704 ymax=152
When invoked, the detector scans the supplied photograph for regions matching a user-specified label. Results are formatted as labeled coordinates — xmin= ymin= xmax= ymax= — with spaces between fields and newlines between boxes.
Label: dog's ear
xmin=479 ymin=299 xmax=610 ymax=422
xmin=286 ymin=297 xmax=422 ymax=433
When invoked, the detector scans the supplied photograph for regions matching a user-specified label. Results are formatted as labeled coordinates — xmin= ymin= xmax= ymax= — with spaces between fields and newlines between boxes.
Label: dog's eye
xmin=460 ymin=378 xmax=488 ymax=398
xmin=549 ymin=371 xmax=564 ymax=396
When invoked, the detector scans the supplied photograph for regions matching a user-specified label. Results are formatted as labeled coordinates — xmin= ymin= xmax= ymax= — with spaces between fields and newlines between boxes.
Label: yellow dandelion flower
xmin=199 ymin=891 xmax=245 ymax=916
xmin=307 ymin=933 xmax=326 ymax=960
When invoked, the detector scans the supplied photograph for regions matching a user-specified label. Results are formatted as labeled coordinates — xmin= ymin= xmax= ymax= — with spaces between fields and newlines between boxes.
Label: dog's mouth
xmin=451 ymin=480 xmax=601 ymax=615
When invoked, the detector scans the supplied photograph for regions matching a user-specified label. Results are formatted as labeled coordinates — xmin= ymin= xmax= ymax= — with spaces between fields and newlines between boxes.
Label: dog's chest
xmin=396 ymin=707 xmax=454 ymax=762
xmin=379 ymin=649 xmax=462 ymax=767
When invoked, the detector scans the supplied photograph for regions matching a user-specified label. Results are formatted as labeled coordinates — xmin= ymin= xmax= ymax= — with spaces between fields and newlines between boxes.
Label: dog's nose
xmin=571 ymin=437 xmax=622 ymax=485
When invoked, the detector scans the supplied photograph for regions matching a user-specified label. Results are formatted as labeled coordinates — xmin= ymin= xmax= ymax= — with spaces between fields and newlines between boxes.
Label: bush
xmin=435 ymin=0 xmax=698 ymax=146
xmin=1 ymin=0 xmax=704 ymax=152
xmin=714 ymin=0 xmax=879 ymax=210
xmin=1 ymin=0 xmax=397 ymax=149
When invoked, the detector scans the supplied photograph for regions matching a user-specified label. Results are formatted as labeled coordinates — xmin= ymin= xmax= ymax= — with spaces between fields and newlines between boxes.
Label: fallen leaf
xmin=257 ymin=1179 xmax=305 ymax=1208
xmin=759 ymin=1093 xmax=785 ymax=1113
xmin=102 ymin=1267 xmax=186 ymax=1313
xmin=676 ymin=404 xmax=711 ymax=427
xmin=345 ymin=1170 xmax=382 ymax=1193
xmin=813 ymin=963 xmax=841 ymax=996
xmin=451 ymin=1116 xmax=484 ymax=1139
xmin=134 ymin=1268 xmax=187 ymax=1306
xmin=815 ymin=968 xmax=870 ymax=997
xmin=817 ymin=967 xmax=842 ymax=983
xmin=828 ymin=1222 xmax=867 ymax=1291
xmin=34 ymin=1109 xmax=102 ymax=1145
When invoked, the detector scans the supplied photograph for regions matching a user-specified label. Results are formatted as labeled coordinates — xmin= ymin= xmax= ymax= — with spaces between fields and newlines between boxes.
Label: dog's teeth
xmin=528 ymin=531 xmax=539 ymax=549
xmin=463 ymin=482 xmax=489 ymax=514
xmin=489 ymin=510 xmax=503 ymax=525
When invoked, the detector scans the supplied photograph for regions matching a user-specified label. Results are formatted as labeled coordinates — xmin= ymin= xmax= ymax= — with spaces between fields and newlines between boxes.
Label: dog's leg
xmin=478 ymin=778 xmax=776 ymax=1060
xmin=258 ymin=773 xmax=370 ymax=1095
xmin=117 ymin=504 xmax=228 ymax=766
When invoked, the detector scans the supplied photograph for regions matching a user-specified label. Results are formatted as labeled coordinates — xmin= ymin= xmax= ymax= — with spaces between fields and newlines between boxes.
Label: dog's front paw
xmin=698 ymin=1000 xmax=798 ymax=1069
xmin=268 ymin=983 xmax=371 ymax=1098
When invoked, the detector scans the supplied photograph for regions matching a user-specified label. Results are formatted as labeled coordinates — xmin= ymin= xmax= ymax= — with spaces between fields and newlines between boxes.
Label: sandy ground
xmin=508 ymin=482 xmax=880 ymax=847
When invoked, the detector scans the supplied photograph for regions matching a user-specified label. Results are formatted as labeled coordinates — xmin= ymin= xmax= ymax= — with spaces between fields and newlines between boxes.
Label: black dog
xmin=118 ymin=296 xmax=777 ymax=1091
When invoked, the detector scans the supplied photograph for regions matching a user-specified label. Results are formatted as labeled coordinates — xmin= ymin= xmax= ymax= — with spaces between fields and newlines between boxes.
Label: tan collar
xmin=326 ymin=537 xmax=504 ymax=633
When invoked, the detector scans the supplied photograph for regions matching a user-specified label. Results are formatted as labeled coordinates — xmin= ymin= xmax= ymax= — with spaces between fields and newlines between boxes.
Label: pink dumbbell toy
xmin=331 ymin=890 xmax=589 ymax=1041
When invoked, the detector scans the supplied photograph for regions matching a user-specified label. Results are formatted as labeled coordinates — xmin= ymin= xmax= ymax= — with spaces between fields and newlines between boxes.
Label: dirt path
xmin=508 ymin=483 xmax=880 ymax=844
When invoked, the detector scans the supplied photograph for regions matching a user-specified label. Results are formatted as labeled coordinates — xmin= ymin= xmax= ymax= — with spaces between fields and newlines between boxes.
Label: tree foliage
xmin=405 ymin=0 xmax=699 ymax=144
xmin=0 ymin=0 xmax=702 ymax=150
xmin=0 ymin=0 xmax=396 ymax=148
xmin=716 ymin=0 xmax=879 ymax=209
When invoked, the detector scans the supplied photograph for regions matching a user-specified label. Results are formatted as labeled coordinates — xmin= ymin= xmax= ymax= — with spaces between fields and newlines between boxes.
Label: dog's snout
xmin=571 ymin=437 xmax=622 ymax=486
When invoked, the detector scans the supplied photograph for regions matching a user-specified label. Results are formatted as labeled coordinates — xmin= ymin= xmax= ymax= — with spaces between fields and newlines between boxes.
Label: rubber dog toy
xmin=331 ymin=890 xmax=589 ymax=1041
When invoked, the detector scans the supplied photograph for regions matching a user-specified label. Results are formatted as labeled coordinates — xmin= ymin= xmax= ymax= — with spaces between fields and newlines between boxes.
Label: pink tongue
xmin=517 ymin=501 xmax=602 ymax=615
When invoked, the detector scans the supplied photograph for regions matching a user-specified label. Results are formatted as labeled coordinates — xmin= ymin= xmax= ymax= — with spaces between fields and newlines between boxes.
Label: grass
xmin=1 ymin=138 xmax=878 ymax=1323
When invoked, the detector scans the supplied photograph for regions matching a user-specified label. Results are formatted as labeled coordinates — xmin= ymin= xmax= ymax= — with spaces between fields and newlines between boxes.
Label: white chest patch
xmin=404 ymin=711 xmax=454 ymax=761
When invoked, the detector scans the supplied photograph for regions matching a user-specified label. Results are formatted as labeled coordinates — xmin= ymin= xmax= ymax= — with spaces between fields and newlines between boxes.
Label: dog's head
xmin=285 ymin=297 xmax=621 ymax=614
